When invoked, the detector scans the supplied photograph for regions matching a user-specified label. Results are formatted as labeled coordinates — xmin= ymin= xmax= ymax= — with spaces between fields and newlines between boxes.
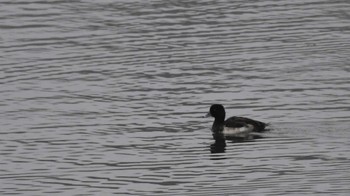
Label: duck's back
xmin=225 ymin=116 xmax=267 ymax=132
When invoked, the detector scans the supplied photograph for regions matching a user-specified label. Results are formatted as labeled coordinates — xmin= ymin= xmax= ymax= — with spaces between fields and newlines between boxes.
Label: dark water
xmin=1 ymin=0 xmax=350 ymax=195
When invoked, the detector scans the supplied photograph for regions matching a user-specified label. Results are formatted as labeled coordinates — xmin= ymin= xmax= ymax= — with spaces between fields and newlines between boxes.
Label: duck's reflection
xmin=210 ymin=139 xmax=226 ymax=153
xmin=210 ymin=133 xmax=265 ymax=154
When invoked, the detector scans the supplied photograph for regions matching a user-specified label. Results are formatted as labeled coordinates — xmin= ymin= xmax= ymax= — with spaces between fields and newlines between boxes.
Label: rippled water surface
xmin=1 ymin=0 xmax=350 ymax=195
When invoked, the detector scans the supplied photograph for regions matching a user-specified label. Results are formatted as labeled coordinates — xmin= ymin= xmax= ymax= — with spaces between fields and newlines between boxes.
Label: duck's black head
xmin=205 ymin=104 xmax=226 ymax=121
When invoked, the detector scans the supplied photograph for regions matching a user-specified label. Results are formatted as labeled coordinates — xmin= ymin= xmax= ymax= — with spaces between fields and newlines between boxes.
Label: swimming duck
xmin=205 ymin=104 xmax=267 ymax=139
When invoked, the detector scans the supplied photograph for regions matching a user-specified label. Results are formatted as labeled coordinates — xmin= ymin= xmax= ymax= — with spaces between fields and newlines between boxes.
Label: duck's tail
xmin=262 ymin=122 xmax=272 ymax=132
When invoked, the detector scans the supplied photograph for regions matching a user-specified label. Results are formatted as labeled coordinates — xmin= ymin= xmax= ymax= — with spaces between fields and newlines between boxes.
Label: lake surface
xmin=1 ymin=0 xmax=350 ymax=195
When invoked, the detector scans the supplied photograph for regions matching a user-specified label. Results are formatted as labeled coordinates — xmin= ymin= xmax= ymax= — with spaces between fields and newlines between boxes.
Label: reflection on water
xmin=210 ymin=139 xmax=226 ymax=154
xmin=1 ymin=0 xmax=350 ymax=195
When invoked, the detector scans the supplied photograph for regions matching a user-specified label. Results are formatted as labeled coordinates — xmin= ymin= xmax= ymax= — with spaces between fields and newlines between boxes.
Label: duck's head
xmin=204 ymin=104 xmax=226 ymax=119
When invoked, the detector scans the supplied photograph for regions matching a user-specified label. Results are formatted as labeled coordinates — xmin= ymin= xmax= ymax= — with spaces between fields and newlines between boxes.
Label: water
xmin=1 ymin=0 xmax=350 ymax=195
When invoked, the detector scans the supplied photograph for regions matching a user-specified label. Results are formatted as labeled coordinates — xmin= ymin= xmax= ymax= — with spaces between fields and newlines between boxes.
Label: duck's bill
xmin=203 ymin=112 xmax=211 ymax=118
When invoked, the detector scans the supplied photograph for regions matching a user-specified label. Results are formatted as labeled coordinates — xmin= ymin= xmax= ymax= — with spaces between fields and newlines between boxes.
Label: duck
xmin=205 ymin=104 xmax=267 ymax=139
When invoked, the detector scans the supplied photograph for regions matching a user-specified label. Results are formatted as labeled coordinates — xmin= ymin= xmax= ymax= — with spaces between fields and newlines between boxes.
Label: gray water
xmin=1 ymin=0 xmax=350 ymax=195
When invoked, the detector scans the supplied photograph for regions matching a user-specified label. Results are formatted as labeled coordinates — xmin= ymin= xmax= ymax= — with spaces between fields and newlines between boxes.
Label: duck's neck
xmin=212 ymin=115 xmax=225 ymax=133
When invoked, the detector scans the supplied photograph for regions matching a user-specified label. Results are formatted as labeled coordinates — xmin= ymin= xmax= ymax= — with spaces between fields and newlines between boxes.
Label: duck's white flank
xmin=223 ymin=124 xmax=254 ymax=137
